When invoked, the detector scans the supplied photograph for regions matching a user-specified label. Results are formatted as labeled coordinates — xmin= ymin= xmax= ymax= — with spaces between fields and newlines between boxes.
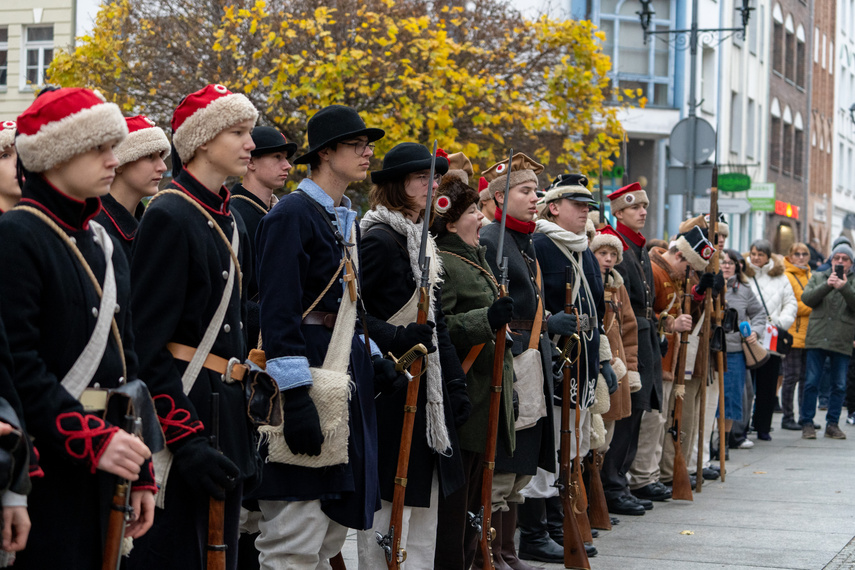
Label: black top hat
xmin=293 ymin=105 xmax=385 ymax=165
xmin=370 ymin=142 xmax=449 ymax=184
xmin=251 ymin=126 xmax=297 ymax=158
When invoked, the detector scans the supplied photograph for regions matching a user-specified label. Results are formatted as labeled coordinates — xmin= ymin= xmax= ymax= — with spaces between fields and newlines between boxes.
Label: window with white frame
xmin=22 ymin=26 xmax=54 ymax=89
xmin=0 ymin=27 xmax=7 ymax=88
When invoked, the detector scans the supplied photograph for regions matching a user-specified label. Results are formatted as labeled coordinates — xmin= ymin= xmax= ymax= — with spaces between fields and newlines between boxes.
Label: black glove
xmin=712 ymin=271 xmax=725 ymax=296
xmin=601 ymin=361 xmax=618 ymax=394
xmin=372 ymin=355 xmax=408 ymax=396
xmin=446 ymin=379 xmax=472 ymax=428
xmin=512 ymin=389 xmax=520 ymax=421
xmin=392 ymin=321 xmax=436 ymax=355
xmin=547 ymin=312 xmax=577 ymax=337
xmin=173 ymin=437 xmax=240 ymax=500
xmin=487 ymin=296 xmax=515 ymax=330
xmin=695 ymin=272 xmax=716 ymax=295
xmin=659 ymin=336 xmax=669 ymax=357
xmin=281 ymin=386 xmax=324 ymax=456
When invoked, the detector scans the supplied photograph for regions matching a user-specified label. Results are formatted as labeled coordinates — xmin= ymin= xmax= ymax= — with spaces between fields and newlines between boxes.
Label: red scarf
xmin=616 ymin=221 xmax=646 ymax=248
xmin=494 ymin=207 xmax=536 ymax=234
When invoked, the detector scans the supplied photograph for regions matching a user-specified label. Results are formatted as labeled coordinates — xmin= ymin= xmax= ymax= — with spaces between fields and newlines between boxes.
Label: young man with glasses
xmin=251 ymin=105 xmax=393 ymax=568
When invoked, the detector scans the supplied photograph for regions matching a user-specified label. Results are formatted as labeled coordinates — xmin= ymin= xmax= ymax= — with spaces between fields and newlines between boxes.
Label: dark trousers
xmin=434 ymin=449 xmax=482 ymax=570
xmin=752 ymin=355 xmax=781 ymax=434
xmin=601 ymin=408 xmax=644 ymax=500
xmin=127 ymin=469 xmax=243 ymax=570
xmin=845 ymin=348 xmax=855 ymax=411
xmin=801 ymin=349 xmax=850 ymax=426
xmin=781 ymin=348 xmax=806 ymax=423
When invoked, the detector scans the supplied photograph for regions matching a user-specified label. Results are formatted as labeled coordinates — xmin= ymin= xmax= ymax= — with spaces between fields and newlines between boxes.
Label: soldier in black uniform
xmin=94 ymin=115 xmax=169 ymax=261
xmin=128 ymin=84 xmax=260 ymax=570
xmin=0 ymin=87 xmax=155 ymax=568
xmin=230 ymin=126 xmax=296 ymax=351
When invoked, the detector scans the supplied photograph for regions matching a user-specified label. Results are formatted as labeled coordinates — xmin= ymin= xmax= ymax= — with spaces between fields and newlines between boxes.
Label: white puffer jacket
xmin=747 ymin=253 xmax=797 ymax=330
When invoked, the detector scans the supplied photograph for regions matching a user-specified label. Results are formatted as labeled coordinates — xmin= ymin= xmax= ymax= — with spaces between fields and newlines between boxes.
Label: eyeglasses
xmin=413 ymin=173 xmax=443 ymax=185
xmin=792 ymin=251 xmax=809 ymax=258
xmin=720 ymin=260 xmax=736 ymax=266
xmin=339 ymin=140 xmax=375 ymax=156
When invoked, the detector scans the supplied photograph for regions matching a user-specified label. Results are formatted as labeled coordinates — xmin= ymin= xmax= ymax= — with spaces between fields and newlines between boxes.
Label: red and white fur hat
xmin=115 ymin=115 xmax=170 ymax=167
xmin=607 ymin=181 xmax=649 ymax=212
xmin=0 ymin=121 xmax=16 ymax=151
xmin=16 ymin=88 xmax=127 ymax=173
xmin=171 ymin=84 xmax=258 ymax=164
xmin=590 ymin=224 xmax=628 ymax=264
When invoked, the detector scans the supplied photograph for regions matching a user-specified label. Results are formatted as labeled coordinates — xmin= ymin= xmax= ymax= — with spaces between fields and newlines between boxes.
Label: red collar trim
xmin=494 ymin=207 xmax=536 ymax=234
xmin=100 ymin=207 xmax=133 ymax=241
xmin=616 ymin=221 xmax=645 ymax=247
xmin=171 ymin=178 xmax=231 ymax=217
xmin=18 ymin=198 xmax=86 ymax=233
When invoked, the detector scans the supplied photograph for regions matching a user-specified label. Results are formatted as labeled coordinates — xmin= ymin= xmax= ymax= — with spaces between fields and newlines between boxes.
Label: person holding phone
xmin=799 ymin=243 xmax=855 ymax=440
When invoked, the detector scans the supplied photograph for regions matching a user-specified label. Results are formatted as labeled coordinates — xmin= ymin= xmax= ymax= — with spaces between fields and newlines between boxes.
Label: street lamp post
xmin=637 ymin=0 xmax=753 ymax=218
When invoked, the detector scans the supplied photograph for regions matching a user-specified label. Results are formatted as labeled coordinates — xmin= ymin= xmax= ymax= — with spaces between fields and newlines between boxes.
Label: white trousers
xmin=522 ymin=405 xmax=589 ymax=500
xmin=256 ymin=499 xmax=348 ymax=570
xmin=357 ymin=473 xmax=439 ymax=570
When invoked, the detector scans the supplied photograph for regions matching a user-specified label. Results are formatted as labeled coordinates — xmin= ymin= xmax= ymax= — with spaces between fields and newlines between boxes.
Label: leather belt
xmin=302 ymin=310 xmax=338 ymax=329
xmin=509 ymin=319 xmax=534 ymax=331
xmin=644 ymin=307 xmax=655 ymax=320
xmin=167 ymin=342 xmax=246 ymax=381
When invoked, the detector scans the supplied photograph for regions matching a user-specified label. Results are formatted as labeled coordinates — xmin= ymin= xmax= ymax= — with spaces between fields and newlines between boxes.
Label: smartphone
xmin=835 ymin=264 xmax=844 ymax=279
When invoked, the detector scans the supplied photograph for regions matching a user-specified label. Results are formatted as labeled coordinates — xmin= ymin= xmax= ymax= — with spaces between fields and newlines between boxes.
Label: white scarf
xmin=361 ymin=206 xmax=451 ymax=454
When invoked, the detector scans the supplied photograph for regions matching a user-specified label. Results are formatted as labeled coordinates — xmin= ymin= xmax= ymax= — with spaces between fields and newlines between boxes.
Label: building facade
xmin=833 ymin=0 xmax=855 ymax=245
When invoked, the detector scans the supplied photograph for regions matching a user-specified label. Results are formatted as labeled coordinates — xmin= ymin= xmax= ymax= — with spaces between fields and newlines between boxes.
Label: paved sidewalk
xmin=339 ymin=417 xmax=855 ymax=569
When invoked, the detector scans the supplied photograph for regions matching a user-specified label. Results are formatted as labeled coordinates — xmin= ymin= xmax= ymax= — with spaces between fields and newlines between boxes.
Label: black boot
xmin=500 ymin=504 xmax=539 ymax=570
xmin=544 ymin=496 xmax=563 ymax=544
xmin=518 ymin=498 xmax=563 ymax=563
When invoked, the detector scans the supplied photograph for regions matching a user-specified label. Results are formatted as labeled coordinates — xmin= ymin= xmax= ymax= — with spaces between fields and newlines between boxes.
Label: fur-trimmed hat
xmin=482 ymin=152 xmax=544 ymax=199
xmin=608 ymin=181 xmax=648 ymax=212
xmin=478 ymin=176 xmax=490 ymax=202
xmin=705 ymin=213 xmax=729 ymax=238
xmin=432 ymin=177 xmax=480 ymax=238
xmin=171 ymin=84 xmax=258 ymax=165
xmin=114 ymin=115 xmax=170 ymax=167
xmin=541 ymin=173 xmax=598 ymax=209
xmin=16 ymin=88 xmax=128 ymax=173
xmin=0 ymin=121 xmax=15 ymax=151
xmin=676 ymin=226 xmax=716 ymax=271
xmin=590 ymin=224 xmax=627 ymax=264
xmin=679 ymin=213 xmax=730 ymax=239
xmin=445 ymin=151 xmax=473 ymax=185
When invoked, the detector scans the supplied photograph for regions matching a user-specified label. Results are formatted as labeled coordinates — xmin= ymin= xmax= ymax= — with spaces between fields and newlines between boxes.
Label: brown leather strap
xmin=509 ymin=320 xmax=534 ymax=331
xmin=529 ymin=262 xmax=544 ymax=351
xmin=461 ymin=343 xmax=485 ymax=374
xmin=167 ymin=342 xmax=246 ymax=381
xmin=302 ymin=311 xmax=338 ymax=329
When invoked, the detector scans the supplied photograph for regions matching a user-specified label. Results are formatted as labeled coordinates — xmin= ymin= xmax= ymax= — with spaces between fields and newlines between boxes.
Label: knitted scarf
xmin=361 ymin=206 xmax=451 ymax=454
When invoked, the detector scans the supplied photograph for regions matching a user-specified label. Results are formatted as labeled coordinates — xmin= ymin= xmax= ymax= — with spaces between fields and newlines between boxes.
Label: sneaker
xmin=737 ymin=438 xmax=754 ymax=449
xmin=802 ymin=423 xmax=816 ymax=439
xmin=847 ymin=413 xmax=855 ymax=426
xmin=825 ymin=424 xmax=847 ymax=439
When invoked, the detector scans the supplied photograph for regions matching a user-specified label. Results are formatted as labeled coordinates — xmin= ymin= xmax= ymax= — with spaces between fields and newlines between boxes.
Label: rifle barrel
xmin=495 ymin=148 xmax=513 ymax=274
xmin=417 ymin=140 xmax=438 ymax=281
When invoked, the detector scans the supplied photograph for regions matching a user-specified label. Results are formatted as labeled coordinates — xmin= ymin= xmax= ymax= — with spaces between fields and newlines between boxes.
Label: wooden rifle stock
xmin=207 ymin=393 xmax=226 ymax=570
xmin=103 ymin=405 xmax=137 ymax=570
xmin=585 ymin=450 xmax=611 ymax=530
xmin=477 ymin=284 xmax=508 ymax=569
xmin=669 ymin=267 xmax=694 ymax=501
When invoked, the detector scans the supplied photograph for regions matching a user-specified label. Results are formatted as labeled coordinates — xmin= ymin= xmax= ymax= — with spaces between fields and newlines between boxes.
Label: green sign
xmin=718 ymin=172 xmax=751 ymax=192
xmin=747 ymin=182 xmax=776 ymax=211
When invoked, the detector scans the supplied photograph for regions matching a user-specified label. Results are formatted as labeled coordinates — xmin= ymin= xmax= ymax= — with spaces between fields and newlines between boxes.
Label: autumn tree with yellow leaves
xmin=49 ymin=0 xmax=640 ymax=195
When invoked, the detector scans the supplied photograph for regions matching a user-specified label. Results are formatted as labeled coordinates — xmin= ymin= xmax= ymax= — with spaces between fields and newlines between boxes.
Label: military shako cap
xmin=371 ymin=142 xmax=449 ymax=184
xmin=293 ymin=104 xmax=385 ymax=165
xmin=251 ymin=126 xmax=297 ymax=159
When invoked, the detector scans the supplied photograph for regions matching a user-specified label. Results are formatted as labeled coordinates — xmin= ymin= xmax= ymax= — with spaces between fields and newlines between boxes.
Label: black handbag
xmin=752 ymin=277 xmax=794 ymax=357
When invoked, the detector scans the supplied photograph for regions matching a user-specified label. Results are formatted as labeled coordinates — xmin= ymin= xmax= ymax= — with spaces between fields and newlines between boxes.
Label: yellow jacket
xmin=783 ymin=257 xmax=812 ymax=348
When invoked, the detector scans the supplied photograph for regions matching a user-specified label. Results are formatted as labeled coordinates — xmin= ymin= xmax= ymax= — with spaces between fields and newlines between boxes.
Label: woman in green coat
xmin=432 ymin=175 xmax=519 ymax=569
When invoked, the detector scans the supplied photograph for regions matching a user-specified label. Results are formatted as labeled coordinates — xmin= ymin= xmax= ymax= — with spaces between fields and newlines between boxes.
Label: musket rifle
xmin=669 ymin=266 xmax=694 ymax=501
xmin=377 ymin=141 xmax=439 ymax=569
xmin=102 ymin=407 xmax=141 ymax=570
xmin=708 ymin=180 xmax=727 ymax=481
xmin=207 ymin=393 xmax=226 ymax=570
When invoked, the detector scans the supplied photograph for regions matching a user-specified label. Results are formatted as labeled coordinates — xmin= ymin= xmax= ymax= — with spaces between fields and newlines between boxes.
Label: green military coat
xmin=802 ymin=267 xmax=855 ymax=356
xmin=436 ymin=232 xmax=515 ymax=456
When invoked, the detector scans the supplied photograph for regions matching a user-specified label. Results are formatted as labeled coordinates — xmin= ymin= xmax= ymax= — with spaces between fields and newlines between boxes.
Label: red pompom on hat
xmin=171 ymin=84 xmax=258 ymax=164
xmin=590 ymin=223 xmax=628 ymax=264
xmin=0 ymin=121 xmax=16 ymax=151
xmin=16 ymin=88 xmax=128 ymax=173
xmin=114 ymin=115 xmax=170 ymax=167
xmin=607 ymin=181 xmax=649 ymax=212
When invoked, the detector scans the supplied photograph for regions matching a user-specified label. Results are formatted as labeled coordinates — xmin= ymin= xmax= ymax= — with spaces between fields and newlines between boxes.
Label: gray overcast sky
xmin=75 ymin=0 xmax=102 ymax=38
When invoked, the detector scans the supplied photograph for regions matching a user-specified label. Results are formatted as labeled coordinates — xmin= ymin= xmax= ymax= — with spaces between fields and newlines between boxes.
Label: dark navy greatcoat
xmin=93 ymin=192 xmax=144 ymax=262
xmin=532 ymin=234 xmax=604 ymax=408
xmin=229 ymin=183 xmax=266 ymax=350
xmin=0 ymin=175 xmax=154 ymax=568
xmin=360 ymin=222 xmax=466 ymax=508
xmin=481 ymin=222 xmax=556 ymax=476
xmin=252 ymin=180 xmax=379 ymax=531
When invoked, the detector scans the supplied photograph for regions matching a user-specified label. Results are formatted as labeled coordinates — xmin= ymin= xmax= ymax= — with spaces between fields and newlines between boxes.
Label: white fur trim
xmin=610 ymin=189 xmax=648 ymax=212
xmin=675 ymin=234 xmax=709 ymax=271
xmin=585 ymin=218 xmax=596 ymax=241
xmin=173 ymin=93 xmax=258 ymax=164
xmin=114 ymin=126 xmax=170 ymax=167
xmin=599 ymin=334 xmax=612 ymax=362
xmin=16 ymin=102 xmax=128 ymax=172
xmin=487 ymin=169 xmax=538 ymax=199
xmin=611 ymin=357 xmax=627 ymax=381
xmin=627 ymin=370 xmax=641 ymax=393
xmin=590 ymin=233 xmax=624 ymax=264
xmin=0 ymin=123 xmax=15 ymax=151
xmin=590 ymin=413 xmax=606 ymax=449
xmin=591 ymin=374 xmax=610 ymax=414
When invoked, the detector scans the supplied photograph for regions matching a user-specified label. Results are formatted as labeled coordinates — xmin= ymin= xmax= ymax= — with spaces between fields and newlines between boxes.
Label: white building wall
xmin=833 ymin=0 xmax=855 ymax=239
